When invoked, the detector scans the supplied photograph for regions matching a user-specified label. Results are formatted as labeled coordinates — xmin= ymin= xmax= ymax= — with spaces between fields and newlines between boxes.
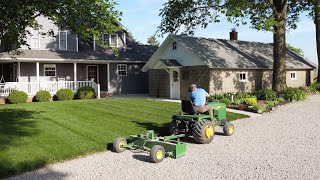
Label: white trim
xmin=117 ymin=64 xmax=127 ymax=76
xmin=102 ymin=33 xmax=118 ymax=47
xmin=74 ymin=63 xmax=77 ymax=90
xmin=86 ymin=65 xmax=99 ymax=83
xmin=238 ymin=71 xmax=248 ymax=82
xmin=43 ymin=64 xmax=56 ymax=77
xmin=31 ymin=28 xmax=40 ymax=49
xmin=123 ymin=33 xmax=126 ymax=48
xmin=76 ymin=35 xmax=79 ymax=52
xmin=107 ymin=63 xmax=110 ymax=92
xmin=290 ymin=71 xmax=297 ymax=80
xmin=36 ymin=62 xmax=39 ymax=91
xmin=59 ymin=31 xmax=68 ymax=50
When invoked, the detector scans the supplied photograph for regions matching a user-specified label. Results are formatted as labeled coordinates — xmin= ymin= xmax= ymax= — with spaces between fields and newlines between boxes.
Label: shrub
xmin=35 ymin=90 xmax=51 ymax=102
xmin=282 ymin=87 xmax=306 ymax=101
xmin=7 ymin=91 xmax=28 ymax=104
xmin=234 ymin=92 xmax=252 ymax=101
xmin=77 ymin=86 xmax=96 ymax=99
xmin=309 ymin=82 xmax=320 ymax=93
xmin=265 ymin=100 xmax=279 ymax=107
xmin=254 ymin=89 xmax=277 ymax=101
xmin=243 ymin=97 xmax=258 ymax=106
xmin=56 ymin=88 xmax=74 ymax=101
xmin=220 ymin=98 xmax=231 ymax=106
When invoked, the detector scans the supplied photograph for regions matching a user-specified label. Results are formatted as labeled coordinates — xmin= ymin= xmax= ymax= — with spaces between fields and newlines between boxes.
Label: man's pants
xmin=193 ymin=105 xmax=213 ymax=119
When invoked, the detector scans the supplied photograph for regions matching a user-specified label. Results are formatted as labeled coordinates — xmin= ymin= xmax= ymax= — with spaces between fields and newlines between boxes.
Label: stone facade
xmin=148 ymin=69 xmax=170 ymax=98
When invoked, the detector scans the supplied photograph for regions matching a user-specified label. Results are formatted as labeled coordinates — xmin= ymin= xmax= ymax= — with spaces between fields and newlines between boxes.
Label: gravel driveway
xmin=8 ymin=95 xmax=320 ymax=180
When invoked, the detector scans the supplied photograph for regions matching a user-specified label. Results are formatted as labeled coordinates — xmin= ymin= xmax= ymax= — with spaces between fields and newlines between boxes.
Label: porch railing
xmin=0 ymin=81 xmax=100 ymax=98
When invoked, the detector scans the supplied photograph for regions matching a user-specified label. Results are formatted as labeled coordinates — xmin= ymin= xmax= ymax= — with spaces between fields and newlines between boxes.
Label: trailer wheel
xmin=192 ymin=119 xmax=214 ymax=144
xmin=113 ymin=137 xmax=127 ymax=153
xmin=223 ymin=122 xmax=235 ymax=136
xmin=150 ymin=145 xmax=165 ymax=163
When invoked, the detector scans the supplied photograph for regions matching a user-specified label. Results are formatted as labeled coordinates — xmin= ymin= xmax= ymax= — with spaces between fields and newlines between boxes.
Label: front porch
xmin=0 ymin=81 xmax=100 ymax=98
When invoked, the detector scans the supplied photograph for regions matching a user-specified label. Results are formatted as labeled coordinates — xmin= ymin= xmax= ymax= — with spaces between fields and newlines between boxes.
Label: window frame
xmin=31 ymin=28 xmax=40 ymax=49
xmin=239 ymin=72 xmax=248 ymax=82
xmin=290 ymin=72 xmax=297 ymax=80
xmin=117 ymin=64 xmax=127 ymax=76
xmin=43 ymin=64 xmax=56 ymax=77
xmin=102 ymin=33 xmax=118 ymax=47
xmin=172 ymin=42 xmax=177 ymax=50
xmin=59 ymin=31 xmax=68 ymax=50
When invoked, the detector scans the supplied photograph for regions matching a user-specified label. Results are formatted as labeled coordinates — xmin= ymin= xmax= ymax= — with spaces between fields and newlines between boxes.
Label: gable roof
xmin=0 ymin=45 xmax=158 ymax=63
xmin=169 ymin=35 xmax=315 ymax=69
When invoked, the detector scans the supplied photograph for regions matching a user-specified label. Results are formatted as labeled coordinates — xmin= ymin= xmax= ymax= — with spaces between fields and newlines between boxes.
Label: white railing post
xmin=97 ymin=84 xmax=100 ymax=99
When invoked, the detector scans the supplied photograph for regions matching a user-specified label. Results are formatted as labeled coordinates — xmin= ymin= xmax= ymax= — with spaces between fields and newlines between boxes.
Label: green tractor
xmin=170 ymin=100 xmax=235 ymax=144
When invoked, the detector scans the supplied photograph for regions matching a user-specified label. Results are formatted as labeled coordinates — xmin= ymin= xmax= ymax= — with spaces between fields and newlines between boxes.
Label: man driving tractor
xmin=189 ymin=84 xmax=213 ymax=120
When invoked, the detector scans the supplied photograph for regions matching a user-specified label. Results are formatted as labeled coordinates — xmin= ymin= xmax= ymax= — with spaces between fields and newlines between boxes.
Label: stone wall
xmin=148 ymin=69 xmax=170 ymax=98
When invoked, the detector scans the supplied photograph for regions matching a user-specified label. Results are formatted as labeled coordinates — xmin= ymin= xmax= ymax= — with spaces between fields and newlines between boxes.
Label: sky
xmin=117 ymin=0 xmax=318 ymax=65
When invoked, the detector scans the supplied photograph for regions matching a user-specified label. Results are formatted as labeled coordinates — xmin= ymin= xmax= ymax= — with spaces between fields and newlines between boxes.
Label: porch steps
xmin=100 ymin=91 xmax=112 ymax=98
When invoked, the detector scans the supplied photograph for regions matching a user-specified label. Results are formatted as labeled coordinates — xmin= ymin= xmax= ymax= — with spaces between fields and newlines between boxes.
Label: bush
xmin=309 ymin=82 xmax=320 ymax=93
xmin=8 ymin=91 xmax=28 ymax=104
xmin=56 ymin=89 xmax=74 ymax=101
xmin=35 ymin=90 xmax=51 ymax=102
xmin=234 ymin=92 xmax=253 ymax=101
xmin=77 ymin=86 xmax=96 ymax=99
xmin=282 ymin=87 xmax=306 ymax=101
xmin=220 ymin=98 xmax=231 ymax=106
xmin=243 ymin=97 xmax=258 ymax=106
xmin=265 ymin=100 xmax=279 ymax=107
xmin=254 ymin=89 xmax=277 ymax=101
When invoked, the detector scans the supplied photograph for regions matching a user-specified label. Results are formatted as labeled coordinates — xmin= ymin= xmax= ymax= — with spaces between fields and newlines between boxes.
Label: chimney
xmin=230 ymin=28 xmax=238 ymax=41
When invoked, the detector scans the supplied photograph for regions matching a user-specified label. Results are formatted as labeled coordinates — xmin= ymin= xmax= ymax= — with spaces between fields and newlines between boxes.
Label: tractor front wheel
xmin=150 ymin=145 xmax=165 ymax=163
xmin=192 ymin=119 xmax=214 ymax=144
xmin=223 ymin=122 xmax=235 ymax=136
xmin=113 ymin=137 xmax=127 ymax=153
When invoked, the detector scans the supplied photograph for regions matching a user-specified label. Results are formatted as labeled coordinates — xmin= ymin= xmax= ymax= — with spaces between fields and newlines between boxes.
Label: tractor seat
xmin=181 ymin=100 xmax=196 ymax=115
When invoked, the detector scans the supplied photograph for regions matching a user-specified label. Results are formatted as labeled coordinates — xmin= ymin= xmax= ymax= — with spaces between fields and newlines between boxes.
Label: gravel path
xmin=8 ymin=95 xmax=320 ymax=180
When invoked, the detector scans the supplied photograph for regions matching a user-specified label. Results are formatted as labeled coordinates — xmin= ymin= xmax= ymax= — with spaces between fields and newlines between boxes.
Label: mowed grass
xmin=0 ymin=98 xmax=248 ymax=178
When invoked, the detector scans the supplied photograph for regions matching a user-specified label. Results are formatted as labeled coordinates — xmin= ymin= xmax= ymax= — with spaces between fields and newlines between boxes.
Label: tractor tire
xmin=113 ymin=137 xmax=127 ymax=153
xmin=192 ymin=119 xmax=215 ymax=144
xmin=150 ymin=145 xmax=165 ymax=163
xmin=223 ymin=122 xmax=235 ymax=136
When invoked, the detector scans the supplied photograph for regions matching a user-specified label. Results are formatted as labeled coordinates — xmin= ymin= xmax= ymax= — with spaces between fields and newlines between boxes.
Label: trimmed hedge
xmin=8 ymin=91 xmax=28 ymax=104
xmin=35 ymin=90 xmax=51 ymax=102
xmin=77 ymin=86 xmax=96 ymax=99
xmin=56 ymin=89 xmax=74 ymax=101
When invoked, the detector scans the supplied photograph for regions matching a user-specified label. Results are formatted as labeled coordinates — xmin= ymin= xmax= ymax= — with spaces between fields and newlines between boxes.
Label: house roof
xmin=170 ymin=35 xmax=315 ymax=69
xmin=0 ymin=45 xmax=158 ymax=63
xmin=160 ymin=59 xmax=182 ymax=67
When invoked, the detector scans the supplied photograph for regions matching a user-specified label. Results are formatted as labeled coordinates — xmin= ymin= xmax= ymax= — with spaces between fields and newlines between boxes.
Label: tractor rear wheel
xmin=150 ymin=145 xmax=165 ymax=163
xmin=192 ymin=119 xmax=214 ymax=144
xmin=113 ymin=137 xmax=127 ymax=153
xmin=223 ymin=122 xmax=235 ymax=136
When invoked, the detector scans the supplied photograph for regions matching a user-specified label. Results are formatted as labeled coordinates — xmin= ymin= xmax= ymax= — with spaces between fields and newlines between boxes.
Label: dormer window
xmin=102 ymin=33 xmax=118 ymax=47
xmin=172 ymin=42 xmax=177 ymax=50
xmin=31 ymin=28 xmax=40 ymax=49
xmin=59 ymin=31 xmax=67 ymax=50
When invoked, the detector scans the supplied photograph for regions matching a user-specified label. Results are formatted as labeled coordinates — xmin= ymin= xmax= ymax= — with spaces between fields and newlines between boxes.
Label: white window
xmin=102 ymin=33 xmax=118 ymax=47
xmin=172 ymin=42 xmax=177 ymax=50
xmin=44 ymin=64 xmax=56 ymax=77
xmin=239 ymin=72 xmax=247 ymax=82
xmin=59 ymin=31 xmax=67 ymax=50
xmin=31 ymin=29 xmax=40 ymax=49
xmin=117 ymin=64 xmax=127 ymax=76
xmin=290 ymin=72 xmax=297 ymax=80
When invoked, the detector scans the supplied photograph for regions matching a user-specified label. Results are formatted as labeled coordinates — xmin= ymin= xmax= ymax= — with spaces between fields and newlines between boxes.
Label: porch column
xmin=74 ymin=63 xmax=77 ymax=91
xmin=107 ymin=63 xmax=110 ymax=92
xmin=36 ymin=62 xmax=39 ymax=91
xmin=17 ymin=62 xmax=21 ymax=82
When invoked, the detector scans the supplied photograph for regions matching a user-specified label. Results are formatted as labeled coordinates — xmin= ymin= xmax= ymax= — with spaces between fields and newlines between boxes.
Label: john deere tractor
xmin=170 ymin=100 xmax=234 ymax=144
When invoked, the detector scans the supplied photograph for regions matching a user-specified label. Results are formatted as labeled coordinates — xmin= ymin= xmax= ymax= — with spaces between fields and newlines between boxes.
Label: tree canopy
xmin=0 ymin=0 xmax=122 ymax=52
xmin=147 ymin=35 xmax=160 ymax=46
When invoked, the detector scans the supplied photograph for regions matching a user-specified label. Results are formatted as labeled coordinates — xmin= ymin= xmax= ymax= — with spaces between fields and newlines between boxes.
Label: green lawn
xmin=0 ymin=98 xmax=248 ymax=178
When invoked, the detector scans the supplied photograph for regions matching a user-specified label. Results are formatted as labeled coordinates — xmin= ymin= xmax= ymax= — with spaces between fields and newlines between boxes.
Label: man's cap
xmin=190 ymin=84 xmax=197 ymax=88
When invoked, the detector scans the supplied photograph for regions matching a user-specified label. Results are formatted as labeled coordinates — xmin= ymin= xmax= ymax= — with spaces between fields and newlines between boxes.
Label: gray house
xmin=142 ymin=32 xmax=316 ymax=100
xmin=0 ymin=16 xmax=157 ymax=97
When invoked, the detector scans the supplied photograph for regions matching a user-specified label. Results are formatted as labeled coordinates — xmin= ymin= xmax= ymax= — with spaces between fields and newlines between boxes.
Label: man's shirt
xmin=190 ymin=88 xmax=209 ymax=106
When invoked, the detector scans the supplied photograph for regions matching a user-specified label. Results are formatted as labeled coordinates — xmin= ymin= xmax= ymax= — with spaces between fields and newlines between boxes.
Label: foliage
xmin=7 ymin=91 xmax=28 ymax=104
xmin=286 ymin=44 xmax=304 ymax=57
xmin=35 ymin=90 xmax=51 ymax=102
xmin=220 ymin=98 xmax=231 ymax=106
xmin=55 ymin=89 xmax=74 ymax=101
xmin=254 ymin=89 xmax=277 ymax=101
xmin=265 ymin=100 xmax=279 ymax=107
xmin=147 ymin=35 xmax=160 ymax=46
xmin=0 ymin=0 xmax=122 ymax=53
xmin=242 ymin=97 xmax=257 ymax=107
xmin=77 ymin=86 xmax=96 ymax=99
xmin=282 ymin=87 xmax=306 ymax=101
xmin=309 ymin=82 xmax=320 ymax=93
xmin=0 ymin=98 xmax=248 ymax=178
xmin=209 ymin=93 xmax=232 ymax=102
xmin=233 ymin=92 xmax=253 ymax=101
